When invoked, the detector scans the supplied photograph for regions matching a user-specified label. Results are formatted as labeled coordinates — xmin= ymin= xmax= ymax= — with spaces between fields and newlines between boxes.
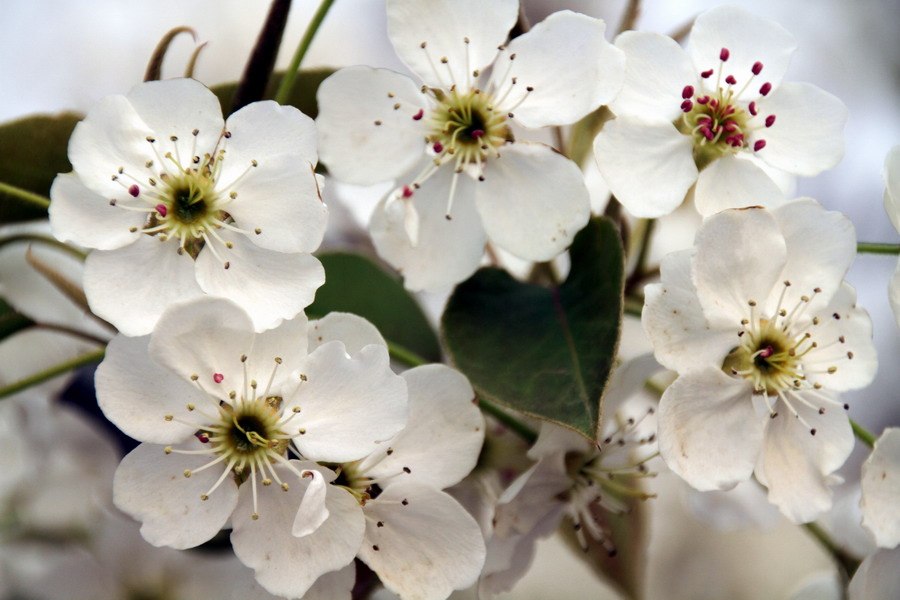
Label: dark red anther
xmin=759 ymin=82 xmax=772 ymax=96
xmin=701 ymin=69 xmax=714 ymax=78
xmin=765 ymin=115 xmax=776 ymax=128
xmin=697 ymin=95 xmax=710 ymax=105
xmin=682 ymin=85 xmax=694 ymax=99
xmin=197 ymin=433 xmax=210 ymax=443
xmin=432 ymin=141 xmax=444 ymax=153
xmin=724 ymin=122 xmax=737 ymax=133
xmin=719 ymin=47 xmax=730 ymax=61
xmin=155 ymin=204 xmax=168 ymax=217
xmin=749 ymin=101 xmax=758 ymax=116
xmin=128 ymin=184 xmax=140 ymax=197
xmin=402 ymin=185 xmax=414 ymax=198
xmin=697 ymin=115 xmax=711 ymax=125
xmin=470 ymin=129 xmax=485 ymax=139
xmin=709 ymin=99 xmax=719 ymax=109
xmin=412 ymin=109 xmax=424 ymax=120
xmin=725 ymin=75 xmax=737 ymax=85
xmin=753 ymin=139 xmax=767 ymax=151
xmin=752 ymin=61 xmax=764 ymax=75
xmin=680 ymin=99 xmax=693 ymax=112
xmin=759 ymin=345 xmax=774 ymax=358
xmin=213 ymin=373 xmax=224 ymax=383
xmin=700 ymin=126 xmax=714 ymax=141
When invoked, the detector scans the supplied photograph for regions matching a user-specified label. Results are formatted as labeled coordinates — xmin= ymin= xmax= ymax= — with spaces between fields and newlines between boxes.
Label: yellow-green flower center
xmin=427 ymin=88 xmax=511 ymax=168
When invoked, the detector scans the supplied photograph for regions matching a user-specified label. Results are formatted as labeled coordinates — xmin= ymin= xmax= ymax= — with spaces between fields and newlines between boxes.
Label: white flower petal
xmin=692 ymin=206 xmax=786 ymax=326
xmin=231 ymin=464 xmax=363 ymax=599
xmin=610 ymin=30 xmax=695 ymax=120
xmin=83 ymin=235 xmax=204 ymax=336
xmin=658 ymin=369 xmax=763 ymax=491
xmin=755 ymin=396 xmax=853 ymax=523
xmin=299 ymin=563 xmax=355 ymax=600
xmin=288 ymin=341 xmax=407 ymax=463
xmin=222 ymin=155 xmax=327 ymax=254
xmin=222 ymin=100 xmax=317 ymax=175
xmin=124 ymin=78 xmax=224 ymax=166
xmin=386 ymin=0 xmax=517 ymax=88
xmin=362 ymin=364 xmax=483 ymax=490
xmin=754 ymin=82 xmax=847 ymax=176
xmin=194 ymin=229 xmax=324 ymax=332
xmin=861 ymin=428 xmax=900 ymax=548
xmin=495 ymin=456 xmax=570 ymax=537
xmin=308 ymin=312 xmax=387 ymax=355
xmin=113 ymin=440 xmax=239 ymax=549
xmin=476 ymin=142 xmax=589 ymax=261
xmin=293 ymin=468 xmax=329 ymax=537
xmin=492 ymin=12 xmax=625 ymax=128
xmin=370 ymin=166 xmax=485 ymax=291
xmin=849 ymin=548 xmax=900 ymax=600
xmin=884 ymin=146 xmax=900 ymax=233
xmin=49 ymin=173 xmax=144 ymax=250
xmin=359 ymin=481 xmax=486 ymax=600
xmin=643 ymin=250 xmax=738 ymax=373
xmin=694 ymin=155 xmax=786 ymax=216
xmin=96 ymin=334 xmax=206 ymax=444
xmin=148 ymin=296 xmax=254 ymax=396
xmin=317 ymin=66 xmax=428 ymax=185
xmin=593 ymin=117 xmax=697 ymax=218
xmin=688 ymin=5 xmax=797 ymax=99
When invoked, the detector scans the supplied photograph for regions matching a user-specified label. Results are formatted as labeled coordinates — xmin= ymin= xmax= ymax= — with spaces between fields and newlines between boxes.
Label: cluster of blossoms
xmin=3 ymin=0 xmax=899 ymax=598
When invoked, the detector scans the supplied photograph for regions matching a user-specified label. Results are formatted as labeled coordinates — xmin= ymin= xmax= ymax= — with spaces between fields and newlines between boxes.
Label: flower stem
xmin=274 ymin=0 xmax=336 ymax=105
xmin=386 ymin=340 xmax=428 ymax=368
xmin=804 ymin=521 xmax=860 ymax=579
xmin=851 ymin=418 xmax=877 ymax=449
xmin=625 ymin=218 xmax=656 ymax=294
xmin=0 ymin=234 xmax=86 ymax=260
xmin=856 ymin=242 xmax=900 ymax=255
xmin=0 ymin=347 xmax=105 ymax=400
xmin=0 ymin=181 xmax=51 ymax=210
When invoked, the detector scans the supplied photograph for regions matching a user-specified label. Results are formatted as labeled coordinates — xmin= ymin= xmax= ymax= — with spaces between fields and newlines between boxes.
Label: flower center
xmin=724 ymin=316 xmax=804 ymax=396
xmin=673 ymin=48 xmax=776 ymax=170
xmin=427 ymin=88 xmax=511 ymax=169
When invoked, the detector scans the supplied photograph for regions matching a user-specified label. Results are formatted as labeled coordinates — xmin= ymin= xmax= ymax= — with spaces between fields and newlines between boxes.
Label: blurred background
xmin=1 ymin=1 xmax=898 ymax=598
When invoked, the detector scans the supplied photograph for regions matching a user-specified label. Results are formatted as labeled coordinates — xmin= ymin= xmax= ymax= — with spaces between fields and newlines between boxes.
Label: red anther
xmin=749 ymin=101 xmax=758 ymax=116
xmin=724 ymin=122 xmax=737 ymax=132
xmin=402 ymin=185 xmax=414 ymax=198
xmin=759 ymin=345 xmax=774 ymax=358
xmin=682 ymin=85 xmax=694 ymax=99
xmin=128 ymin=184 xmax=140 ymax=197
xmin=719 ymin=47 xmax=730 ymax=61
xmin=680 ymin=99 xmax=693 ymax=112
xmin=759 ymin=82 xmax=772 ymax=96
xmin=700 ymin=126 xmax=714 ymax=141
xmin=213 ymin=373 xmax=224 ymax=383
xmin=726 ymin=134 xmax=743 ymax=147
xmin=754 ymin=139 xmax=767 ymax=151
xmin=723 ymin=105 xmax=736 ymax=116
xmin=725 ymin=75 xmax=737 ymax=85
xmin=470 ymin=129 xmax=485 ymax=139
xmin=697 ymin=95 xmax=710 ymax=105
xmin=412 ymin=109 xmax=424 ymax=120
xmin=432 ymin=141 xmax=444 ymax=153
xmin=155 ymin=204 xmax=168 ymax=217
xmin=701 ymin=69 xmax=714 ymax=78
xmin=765 ymin=115 xmax=776 ymax=127
xmin=752 ymin=61 xmax=764 ymax=75
xmin=197 ymin=433 xmax=210 ymax=443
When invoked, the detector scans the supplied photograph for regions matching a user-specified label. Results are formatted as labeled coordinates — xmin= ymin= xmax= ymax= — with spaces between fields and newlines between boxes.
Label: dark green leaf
xmin=442 ymin=217 xmax=624 ymax=441
xmin=211 ymin=69 xmax=334 ymax=120
xmin=307 ymin=252 xmax=441 ymax=363
xmin=0 ymin=112 xmax=81 ymax=223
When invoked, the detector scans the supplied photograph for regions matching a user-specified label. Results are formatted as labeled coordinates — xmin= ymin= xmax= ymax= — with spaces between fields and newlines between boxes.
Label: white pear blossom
xmin=884 ymin=145 xmax=900 ymax=328
xmin=594 ymin=5 xmax=847 ymax=218
xmin=643 ymin=200 xmax=877 ymax=522
xmin=860 ymin=427 xmax=900 ymax=549
xmin=482 ymin=355 xmax=660 ymax=596
xmin=849 ymin=547 xmax=900 ymax=600
xmin=95 ymin=298 xmax=408 ymax=598
xmin=49 ymin=77 xmax=328 ymax=336
xmin=316 ymin=0 xmax=625 ymax=290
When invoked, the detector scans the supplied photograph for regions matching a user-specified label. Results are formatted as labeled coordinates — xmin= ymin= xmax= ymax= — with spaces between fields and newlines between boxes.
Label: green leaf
xmin=441 ymin=217 xmax=624 ymax=441
xmin=211 ymin=69 xmax=334 ymax=120
xmin=0 ymin=112 xmax=81 ymax=223
xmin=307 ymin=252 xmax=442 ymax=363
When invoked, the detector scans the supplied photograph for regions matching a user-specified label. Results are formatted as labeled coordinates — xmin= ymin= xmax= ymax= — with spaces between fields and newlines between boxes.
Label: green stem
xmin=0 ymin=234 xmax=86 ymax=260
xmin=0 ymin=347 xmax=105 ymax=400
xmin=274 ymin=0 xmax=336 ymax=105
xmin=623 ymin=296 xmax=643 ymax=318
xmin=851 ymin=418 xmax=877 ymax=449
xmin=804 ymin=522 xmax=860 ymax=580
xmin=857 ymin=242 xmax=900 ymax=255
xmin=0 ymin=181 xmax=51 ymax=210
xmin=386 ymin=340 xmax=539 ymax=445
xmin=625 ymin=218 xmax=656 ymax=294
